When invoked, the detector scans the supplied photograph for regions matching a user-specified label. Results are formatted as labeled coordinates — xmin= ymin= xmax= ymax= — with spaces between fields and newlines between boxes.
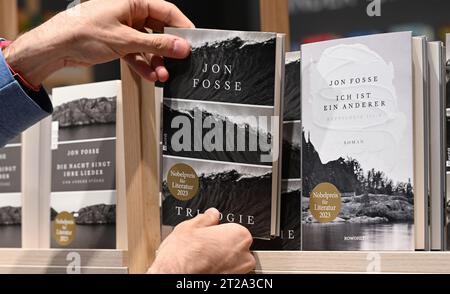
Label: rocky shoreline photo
xmin=51 ymin=204 xmax=116 ymax=225
xmin=0 ymin=206 xmax=21 ymax=225
xmin=303 ymin=194 xmax=414 ymax=224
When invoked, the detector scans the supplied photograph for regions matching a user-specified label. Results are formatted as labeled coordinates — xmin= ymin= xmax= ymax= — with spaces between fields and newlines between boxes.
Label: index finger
xmin=144 ymin=0 xmax=195 ymax=28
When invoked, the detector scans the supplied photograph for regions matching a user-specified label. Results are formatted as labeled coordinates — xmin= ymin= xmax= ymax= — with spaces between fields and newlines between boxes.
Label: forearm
xmin=3 ymin=14 xmax=71 ymax=87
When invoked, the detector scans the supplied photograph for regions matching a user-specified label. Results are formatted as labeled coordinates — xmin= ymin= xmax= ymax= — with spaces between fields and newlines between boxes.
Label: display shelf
xmin=5 ymin=249 xmax=450 ymax=274
xmin=0 ymin=249 xmax=128 ymax=274
xmin=259 ymin=0 xmax=290 ymax=48
xmin=0 ymin=266 xmax=128 ymax=274
xmin=253 ymin=251 xmax=450 ymax=274
xmin=5 ymin=0 xmax=450 ymax=276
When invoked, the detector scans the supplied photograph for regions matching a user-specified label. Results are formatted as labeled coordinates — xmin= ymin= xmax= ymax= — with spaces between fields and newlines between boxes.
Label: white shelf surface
xmin=0 ymin=249 xmax=128 ymax=274
xmin=3 ymin=249 xmax=450 ymax=274
xmin=254 ymin=251 xmax=450 ymax=274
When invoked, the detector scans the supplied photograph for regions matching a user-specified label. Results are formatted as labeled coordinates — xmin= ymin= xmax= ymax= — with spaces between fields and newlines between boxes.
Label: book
xmin=21 ymin=118 xmax=52 ymax=248
xmin=161 ymin=28 xmax=285 ymax=239
xmin=301 ymin=32 xmax=415 ymax=251
xmin=0 ymin=135 xmax=21 ymax=248
xmin=50 ymin=81 xmax=120 ymax=249
xmin=428 ymin=41 xmax=446 ymax=251
xmin=412 ymin=36 xmax=430 ymax=251
xmin=447 ymin=118 xmax=450 ymax=173
xmin=444 ymin=34 xmax=450 ymax=251
xmin=253 ymin=52 xmax=302 ymax=249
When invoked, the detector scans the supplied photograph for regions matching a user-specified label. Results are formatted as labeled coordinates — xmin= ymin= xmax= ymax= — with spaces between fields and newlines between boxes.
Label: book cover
xmin=0 ymin=135 xmax=21 ymax=248
xmin=161 ymin=28 xmax=285 ymax=239
xmin=50 ymin=81 xmax=120 ymax=249
xmin=253 ymin=52 xmax=301 ymax=249
xmin=301 ymin=32 xmax=415 ymax=251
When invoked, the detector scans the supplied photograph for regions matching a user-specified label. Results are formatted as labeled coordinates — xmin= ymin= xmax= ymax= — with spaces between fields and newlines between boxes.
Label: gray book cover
xmin=50 ymin=81 xmax=119 ymax=249
xmin=0 ymin=135 xmax=21 ymax=248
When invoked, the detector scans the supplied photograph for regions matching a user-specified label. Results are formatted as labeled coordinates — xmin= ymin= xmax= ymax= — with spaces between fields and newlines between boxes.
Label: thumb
xmin=126 ymin=28 xmax=191 ymax=59
xmin=190 ymin=208 xmax=221 ymax=228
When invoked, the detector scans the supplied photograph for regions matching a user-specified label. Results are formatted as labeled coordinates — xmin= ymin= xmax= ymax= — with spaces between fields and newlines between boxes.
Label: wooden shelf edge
xmin=0 ymin=249 xmax=127 ymax=268
xmin=4 ymin=249 xmax=450 ymax=273
xmin=0 ymin=265 xmax=128 ymax=274
xmin=259 ymin=0 xmax=291 ymax=48
xmin=253 ymin=251 xmax=450 ymax=273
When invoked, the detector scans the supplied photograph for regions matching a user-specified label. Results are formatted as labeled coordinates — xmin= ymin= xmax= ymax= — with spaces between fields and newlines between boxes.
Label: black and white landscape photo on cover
xmin=162 ymin=155 xmax=273 ymax=239
xmin=252 ymin=179 xmax=301 ymax=250
xmin=253 ymin=52 xmax=302 ymax=250
xmin=282 ymin=121 xmax=301 ymax=179
xmin=52 ymin=96 xmax=116 ymax=142
xmin=283 ymin=52 xmax=301 ymax=122
xmin=164 ymin=28 xmax=276 ymax=106
xmin=163 ymin=98 xmax=275 ymax=166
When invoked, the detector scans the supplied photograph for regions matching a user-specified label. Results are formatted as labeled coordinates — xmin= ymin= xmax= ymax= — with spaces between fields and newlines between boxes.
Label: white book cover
xmin=301 ymin=32 xmax=415 ymax=251
xmin=50 ymin=81 xmax=120 ymax=249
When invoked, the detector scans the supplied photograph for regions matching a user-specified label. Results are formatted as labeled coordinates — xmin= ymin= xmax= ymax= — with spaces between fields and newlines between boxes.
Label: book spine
xmin=39 ymin=117 xmax=52 ymax=248
xmin=116 ymin=81 xmax=128 ymax=250
xmin=271 ymin=34 xmax=286 ymax=237
xmin=412 ymin=37 xmax=430 ymax=251
xmin=21 ymin=118 xmax=51 ymax=248
xmin=442 ymin=44 xmax=448 ymax=251
xmin=445 ymin=36 xmax=450 ymax=251
xmin=422 ymin=38 xmax=431 ymax=251
xmin=428 ymin=41 xmax=446 ymax=251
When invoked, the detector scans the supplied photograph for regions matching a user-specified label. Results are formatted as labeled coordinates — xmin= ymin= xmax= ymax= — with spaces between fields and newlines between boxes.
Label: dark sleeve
xmin=0 ymin=49 xmax=53 ymax=147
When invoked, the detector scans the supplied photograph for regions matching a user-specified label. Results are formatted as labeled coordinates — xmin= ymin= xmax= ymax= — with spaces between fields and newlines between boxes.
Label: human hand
xmin=148 ymin=208 xmax=256 ymax=274
xmin=3 ymin=0 xmax=194 ymax=86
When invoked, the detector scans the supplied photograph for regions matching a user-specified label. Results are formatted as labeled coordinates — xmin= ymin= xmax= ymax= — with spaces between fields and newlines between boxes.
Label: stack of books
xmin=160 ymin=28 xmax=450 ymax=252
xmin=2 ymin=28 xmax=449 ymax=253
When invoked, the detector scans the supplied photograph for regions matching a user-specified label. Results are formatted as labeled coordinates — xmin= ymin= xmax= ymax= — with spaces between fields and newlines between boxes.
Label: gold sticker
xmin=167 ymin=163 xmax=199 ymax=201
xmin=309 ymin=182 xmax=342 ymax=223
xmin=53 ymin=211 xmax=76 ymax=247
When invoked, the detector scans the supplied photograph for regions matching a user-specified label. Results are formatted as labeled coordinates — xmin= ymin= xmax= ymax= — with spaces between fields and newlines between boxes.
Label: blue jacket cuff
xmin=0 ymin=49 xmax=53 ymax=147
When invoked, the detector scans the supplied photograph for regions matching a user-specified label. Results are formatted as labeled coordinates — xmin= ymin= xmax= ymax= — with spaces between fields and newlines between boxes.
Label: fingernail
xmin=205 ymin=207 xmax=220 ymax=219
xmin=173 ymin=39 xmax=190 ymax=57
